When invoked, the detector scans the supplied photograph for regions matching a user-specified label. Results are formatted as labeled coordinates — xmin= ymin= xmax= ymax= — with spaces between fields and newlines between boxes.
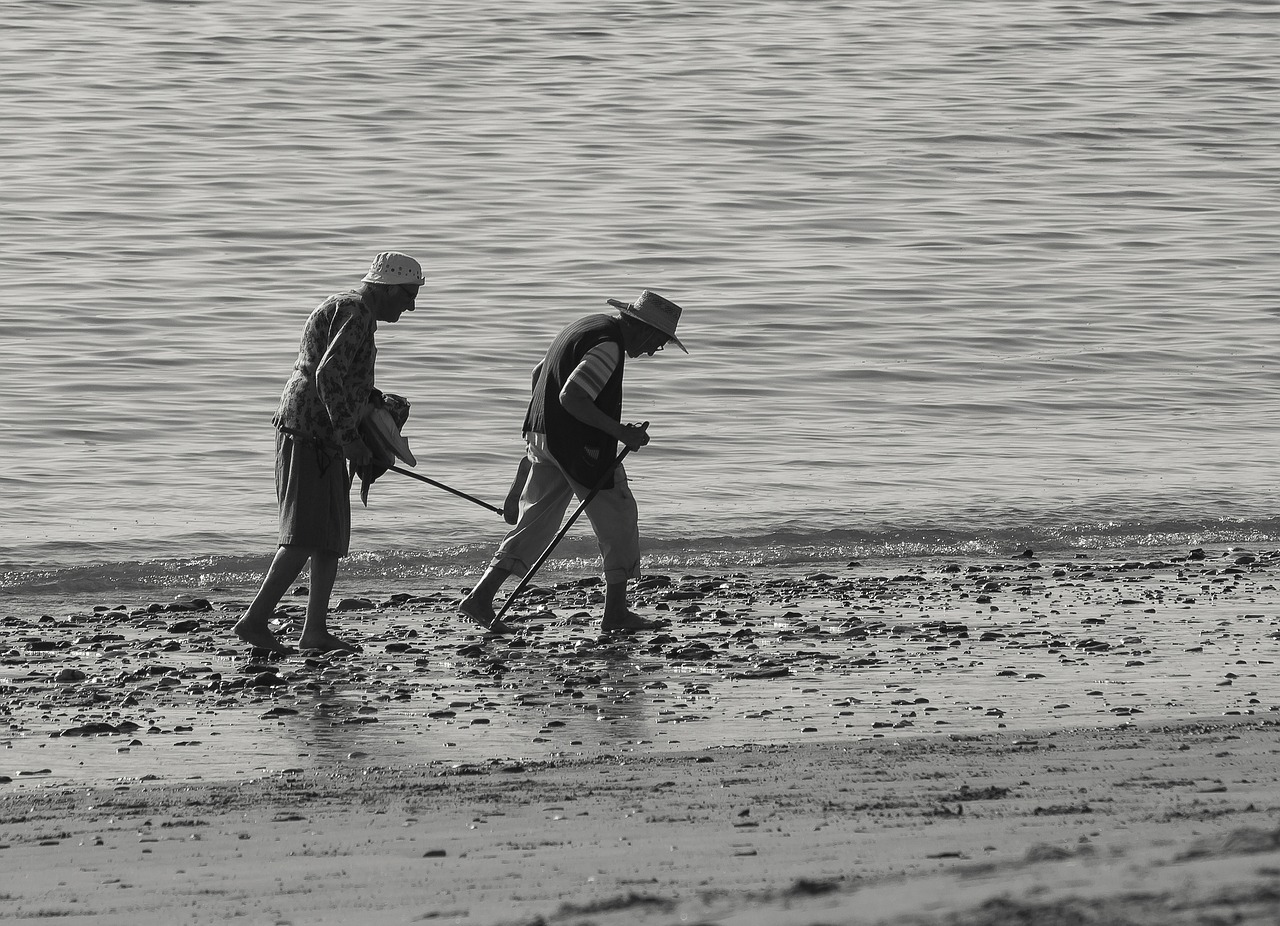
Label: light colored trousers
xmin=491 ymin=445 xmax=640 ymax=584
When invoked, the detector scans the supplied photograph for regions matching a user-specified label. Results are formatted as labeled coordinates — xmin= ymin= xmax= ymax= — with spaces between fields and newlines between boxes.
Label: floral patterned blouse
xmin=272 ymin=291 xmax=377 ymax=449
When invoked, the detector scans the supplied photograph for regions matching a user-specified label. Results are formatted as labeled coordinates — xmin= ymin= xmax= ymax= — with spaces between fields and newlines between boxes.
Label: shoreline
xmin=3 ymin=546 xmax=1279 ymax=788
xmin=5 ymin=546 xmax=1280 ymax=922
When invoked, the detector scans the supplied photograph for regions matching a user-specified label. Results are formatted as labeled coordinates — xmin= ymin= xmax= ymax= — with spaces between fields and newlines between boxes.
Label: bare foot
xmin=459 ymin=598 xmax=515 ymax=635
xmin=233 ymin=616 xmax=296 ymax=655
xmin=600 ymin=611 xmax=665 ymax=633
xmin=298 ymin=632 xmax=361 ymax=654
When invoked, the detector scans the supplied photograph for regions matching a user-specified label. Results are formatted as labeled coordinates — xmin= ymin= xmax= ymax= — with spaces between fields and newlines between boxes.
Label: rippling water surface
xmin=4 ymin=0 xmax=1280 ymax=591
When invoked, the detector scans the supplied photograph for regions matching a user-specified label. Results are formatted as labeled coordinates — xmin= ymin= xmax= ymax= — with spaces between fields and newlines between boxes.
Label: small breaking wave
xmin=5 ymin=515 xmax=1278 ymax=597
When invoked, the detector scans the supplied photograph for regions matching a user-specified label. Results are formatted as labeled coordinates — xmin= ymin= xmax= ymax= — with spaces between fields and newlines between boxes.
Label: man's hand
xmin=344 ymin=438 xmax=374 ymax=466
xmin=560 ymin=382 xmax=650 ymax=452
xmin=619 ymin=422 xmax=650 ymax=452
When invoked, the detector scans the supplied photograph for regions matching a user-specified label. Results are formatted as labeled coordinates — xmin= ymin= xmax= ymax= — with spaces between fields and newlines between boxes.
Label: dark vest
xmin=523 ymin=314 xmax=626 ymax=487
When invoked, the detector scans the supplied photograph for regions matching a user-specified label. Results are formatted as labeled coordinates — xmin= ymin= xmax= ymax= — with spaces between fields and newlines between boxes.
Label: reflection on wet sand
xmin=256 ymin=637 xmax=658 ymax=769
xmin=4 ymin=550 xmax=1280 ymax=788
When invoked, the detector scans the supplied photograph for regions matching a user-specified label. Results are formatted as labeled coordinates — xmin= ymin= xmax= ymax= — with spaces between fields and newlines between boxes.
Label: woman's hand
xmin=343 ymin=438 xmax=374 ymax=466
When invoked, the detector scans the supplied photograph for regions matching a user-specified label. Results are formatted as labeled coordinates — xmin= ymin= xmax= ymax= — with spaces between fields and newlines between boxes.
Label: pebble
xmin=0 ymin=546 xmax=1274 ymax=775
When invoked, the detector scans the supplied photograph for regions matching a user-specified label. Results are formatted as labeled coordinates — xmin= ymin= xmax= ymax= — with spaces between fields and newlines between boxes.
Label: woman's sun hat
xmin=362 ymin=251 xmax=425 ymax=286
xmin=606 ymin=290 xmax=688 ymax=353
xmin=360 ymin=406 xmax=417 ymax=467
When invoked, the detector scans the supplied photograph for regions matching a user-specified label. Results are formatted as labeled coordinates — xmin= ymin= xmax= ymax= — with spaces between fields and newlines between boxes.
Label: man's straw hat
xmin=605 ymin=290 xmax=688 ymax=353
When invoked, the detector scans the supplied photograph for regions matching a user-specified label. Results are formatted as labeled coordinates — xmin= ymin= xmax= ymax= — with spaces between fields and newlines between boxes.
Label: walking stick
xmin=495 ymin=424 xmax=647 ymax=620
xmin=386 ymin=464 xmax=505 ymax=516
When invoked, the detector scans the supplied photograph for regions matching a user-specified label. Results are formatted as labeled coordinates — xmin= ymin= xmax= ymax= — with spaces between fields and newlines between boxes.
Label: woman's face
xmin=373 ymin=283 xmax=418 ymax=323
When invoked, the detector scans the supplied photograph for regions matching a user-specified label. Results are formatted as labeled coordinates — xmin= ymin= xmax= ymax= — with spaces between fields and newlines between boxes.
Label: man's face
xmin=627 ymin=324 xmax=668 ymax=358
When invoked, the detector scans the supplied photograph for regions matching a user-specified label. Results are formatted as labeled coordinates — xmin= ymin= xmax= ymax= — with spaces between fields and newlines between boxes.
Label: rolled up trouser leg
xmin=490 ymin=457 xmax=575 ymax=577
xmin=580 ymin=463 xmax=640 ymax=584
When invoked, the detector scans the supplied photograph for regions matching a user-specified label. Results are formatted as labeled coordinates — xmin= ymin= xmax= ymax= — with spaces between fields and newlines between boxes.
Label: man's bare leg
xmin=459 ymin=566 xmax=516 ymax=633
xmin=601 ymin=578 xmax=662 ymax=631
xmin=233 ymin=545 xmax=310 ymax=653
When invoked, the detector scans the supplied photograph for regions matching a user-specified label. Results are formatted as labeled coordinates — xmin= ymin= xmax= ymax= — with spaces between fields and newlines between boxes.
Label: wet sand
xmin=5 ymin=546 xmax=1280 ymax=923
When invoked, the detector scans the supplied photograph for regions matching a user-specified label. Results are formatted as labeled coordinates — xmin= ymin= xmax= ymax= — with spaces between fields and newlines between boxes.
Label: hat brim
xmin=363 ymin=273 xmax=424 ymax=285
xmin=360 ymin=407 xmax=417 ymax=467
xmin=607 ymin=298 xmax=689 ymax=353
xmin=662 ymin=332 xmax=689 ymax=353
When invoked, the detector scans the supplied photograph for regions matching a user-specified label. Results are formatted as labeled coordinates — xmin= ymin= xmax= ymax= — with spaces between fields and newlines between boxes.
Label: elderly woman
xmin=233 ymin=251 xmax=422 ymax=655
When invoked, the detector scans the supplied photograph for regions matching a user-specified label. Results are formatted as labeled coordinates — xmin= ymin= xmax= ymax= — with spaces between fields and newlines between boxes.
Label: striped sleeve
xmin=562 ymin=342 xmax=621 ymax=400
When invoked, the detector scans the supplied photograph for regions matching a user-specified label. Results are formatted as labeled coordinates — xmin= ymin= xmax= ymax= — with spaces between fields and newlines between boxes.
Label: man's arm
xmin=559 ymin=382 xmax=649 ymax=451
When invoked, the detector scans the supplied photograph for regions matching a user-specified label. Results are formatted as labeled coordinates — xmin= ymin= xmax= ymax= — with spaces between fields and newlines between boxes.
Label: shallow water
xmin=4 ymin=1 xmax=1280 ymax=590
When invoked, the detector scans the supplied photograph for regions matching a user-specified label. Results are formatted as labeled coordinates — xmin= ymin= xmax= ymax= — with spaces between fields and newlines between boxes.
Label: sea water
xmin=4 ymin=0 xmax=1280 ymax=595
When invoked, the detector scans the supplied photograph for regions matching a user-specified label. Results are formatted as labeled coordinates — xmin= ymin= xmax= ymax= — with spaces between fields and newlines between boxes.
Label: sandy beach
xmin=9 ymin=1 xmax=1280 ymax=922
xmin=5 ymin=545 xmax=1280 ymax=923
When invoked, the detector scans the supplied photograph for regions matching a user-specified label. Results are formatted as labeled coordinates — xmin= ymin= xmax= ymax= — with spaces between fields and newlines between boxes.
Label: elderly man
xmin=234 ymin=251 xmax=422 ymax=655
xmin=460 ymin=290 xmax=688 ymax=635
